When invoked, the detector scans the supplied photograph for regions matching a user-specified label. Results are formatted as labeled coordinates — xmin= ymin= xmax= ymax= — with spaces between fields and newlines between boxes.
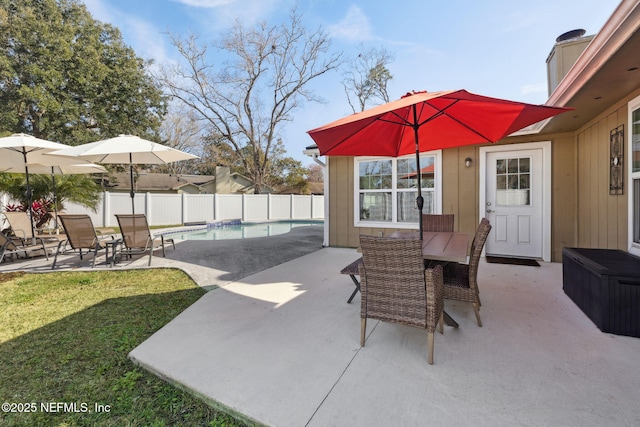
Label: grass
xmin=0 ymin=269 xmax=248 ymax=427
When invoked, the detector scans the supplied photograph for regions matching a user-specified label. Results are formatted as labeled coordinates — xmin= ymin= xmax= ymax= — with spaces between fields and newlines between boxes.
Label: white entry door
xmin=484 ymin=148 xmax=544 ymax=259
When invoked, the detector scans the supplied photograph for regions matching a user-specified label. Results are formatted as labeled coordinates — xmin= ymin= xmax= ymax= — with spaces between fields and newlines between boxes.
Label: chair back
xmin=468 ymin=218 xmax=492 ymax=290
xmin=58 ymin=214 xmax=99 ymax=250
xmin=421 ymin=214 xmax=454 ymax=232
xmin=4 ymin=211 xmax=35 ymax=238
xmin=359 ymin=235 xmax=430 ymax=328
xmin=116 ymin=214 xmax=152 ymax=250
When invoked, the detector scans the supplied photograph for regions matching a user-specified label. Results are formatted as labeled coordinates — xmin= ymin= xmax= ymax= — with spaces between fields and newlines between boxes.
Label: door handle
xmin=486 ymin=209 xmax=494 ymax=213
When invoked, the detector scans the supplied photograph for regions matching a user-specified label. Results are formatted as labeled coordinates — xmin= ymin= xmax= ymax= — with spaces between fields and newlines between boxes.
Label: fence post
xmin=145 ymin=192 xmax=152 ymax=223
xmin=290 ymin=194 xmax=294 ymax=220
xmin=214 ymin=193 xmax=219 ymax=221
xmin=242 ymin=193 xmax=247 ymax=221
xmin=181 ymin=193 xmax=187 ymax=225
xmin=102 ymin=191 xmax=110 ymax=227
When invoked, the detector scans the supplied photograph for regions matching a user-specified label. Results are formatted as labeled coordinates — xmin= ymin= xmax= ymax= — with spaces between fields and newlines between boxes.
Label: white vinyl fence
xmin=56 ymin=192 xmax=324 ymax=228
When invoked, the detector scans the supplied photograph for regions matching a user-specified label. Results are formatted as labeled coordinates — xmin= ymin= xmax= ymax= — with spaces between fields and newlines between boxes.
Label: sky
xmin=82 ymin=0 xmax=622 ymax=165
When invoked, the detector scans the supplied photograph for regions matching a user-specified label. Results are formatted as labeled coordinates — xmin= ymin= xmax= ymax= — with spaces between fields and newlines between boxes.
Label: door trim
xmin=479 ymin=141 xmax=552 ymax=262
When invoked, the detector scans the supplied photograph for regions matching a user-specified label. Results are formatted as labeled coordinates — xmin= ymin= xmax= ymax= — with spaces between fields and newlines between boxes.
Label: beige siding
xmin=444 ymin=146 xmax=479 ymax=236
xmin=576 ymin=104 xmax=628 ymax=250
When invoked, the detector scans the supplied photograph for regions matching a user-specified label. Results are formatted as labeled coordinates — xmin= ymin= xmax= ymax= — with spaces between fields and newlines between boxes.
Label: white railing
xmin=57 ymin=192 xmax=324 ymax=227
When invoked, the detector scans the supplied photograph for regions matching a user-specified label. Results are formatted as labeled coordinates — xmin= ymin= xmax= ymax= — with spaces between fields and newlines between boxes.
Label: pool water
xmin=168 ymin=220 xmax=322 ymax=241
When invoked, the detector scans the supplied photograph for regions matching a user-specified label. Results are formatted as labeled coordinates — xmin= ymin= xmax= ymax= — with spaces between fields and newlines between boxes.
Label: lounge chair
xmin=0 ymin=230 xmax=59 ymax=263
xmin=442 ymin=218 xmax=492 ymax=327
xmin=52 ymin=214 xmax=114 ymax=269
xmin=358 ymin=235 xmax=444 ymax=365
xmin=3 ymin=211 xmax=60 ymax=243
xmin=115 ymin=214 xmax=174 ymax=266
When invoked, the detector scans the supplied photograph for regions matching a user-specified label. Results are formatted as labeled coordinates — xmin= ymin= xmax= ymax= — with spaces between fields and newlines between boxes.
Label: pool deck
xmin=3 ymin=225 xmax=640 ymax=426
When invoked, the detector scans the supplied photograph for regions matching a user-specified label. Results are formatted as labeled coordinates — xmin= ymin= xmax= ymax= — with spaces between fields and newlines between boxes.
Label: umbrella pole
xmin=51 ymin=168 xmax=58 ymax=231
xmin=129 ymin=155 xmax=135 ymax=214
xmin=412 ymin=106 xmax=424 ymax=240
xmin=22 ymin=150 xmax=37 ymax=244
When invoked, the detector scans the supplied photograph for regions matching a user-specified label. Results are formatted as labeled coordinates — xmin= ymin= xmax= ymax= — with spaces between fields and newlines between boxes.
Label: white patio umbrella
xmin=48 ymin=134 xmax=199 ymax=213
xmin=0 ymin=133 xmax=94 ymax=241
xmin=9 ymin=163 xmax=108 ymax=229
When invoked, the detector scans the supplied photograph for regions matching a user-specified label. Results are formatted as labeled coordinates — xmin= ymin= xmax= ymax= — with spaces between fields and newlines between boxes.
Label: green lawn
xmin=0 ymin=269 xmax=247 ymax=427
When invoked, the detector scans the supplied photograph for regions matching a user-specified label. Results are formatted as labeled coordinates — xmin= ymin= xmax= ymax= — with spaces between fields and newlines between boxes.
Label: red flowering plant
xmin=4 ymin=199 xmax=54 ymax=229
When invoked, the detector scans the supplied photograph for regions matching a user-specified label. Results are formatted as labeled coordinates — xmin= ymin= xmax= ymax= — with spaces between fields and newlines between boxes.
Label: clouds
xmin=328 ymin=5 xmax=374 ymax=42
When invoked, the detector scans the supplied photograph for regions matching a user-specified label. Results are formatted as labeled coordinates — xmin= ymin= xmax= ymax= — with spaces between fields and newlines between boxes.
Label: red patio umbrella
xmin=307 ymin=89 xmax=570 ymax=235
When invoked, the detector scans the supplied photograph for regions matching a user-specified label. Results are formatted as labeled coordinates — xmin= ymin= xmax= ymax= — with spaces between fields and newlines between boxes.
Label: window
xmin=631 ymin=95 xmax=640 ymax=254
xmin=495 ymin=156 xmax=531 ymax=206
xmin=355 ymin=152 xmax=441 ymax=228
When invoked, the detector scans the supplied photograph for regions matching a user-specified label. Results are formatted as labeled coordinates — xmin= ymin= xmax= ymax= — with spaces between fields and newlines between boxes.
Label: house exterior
xmin=315 ymin=0 xmax=640 ymax=262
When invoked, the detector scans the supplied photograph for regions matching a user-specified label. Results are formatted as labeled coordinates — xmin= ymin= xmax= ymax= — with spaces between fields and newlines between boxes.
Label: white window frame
xmin=628 ymin=94 xmax=640 ymax=256
xmin=353 ymin=151 xmax=442 ymax=229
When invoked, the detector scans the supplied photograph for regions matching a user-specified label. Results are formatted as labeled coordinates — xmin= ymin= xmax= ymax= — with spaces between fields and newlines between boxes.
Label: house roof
xmin=276 ymin=182 xmax=324 ymax=195
xmin=542 ymin=0 xmax=640 ymax=133
xmin=105 ymin=172 xmax=215 ymax=192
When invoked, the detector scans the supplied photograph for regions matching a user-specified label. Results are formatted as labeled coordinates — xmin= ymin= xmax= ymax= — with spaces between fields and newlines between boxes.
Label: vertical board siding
xmin=576 ymin=106 xmax=627 ymax=250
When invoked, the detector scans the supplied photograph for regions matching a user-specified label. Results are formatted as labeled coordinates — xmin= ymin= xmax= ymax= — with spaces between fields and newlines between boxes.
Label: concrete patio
xmin=2 ymin=226 xmax=640 ymax=426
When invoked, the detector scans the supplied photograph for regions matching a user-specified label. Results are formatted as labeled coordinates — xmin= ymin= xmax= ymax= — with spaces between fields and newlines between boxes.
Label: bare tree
xmin=155 ymin=7 xmax=341 ymax=193
xmin=307 ymin=163 xmax=324 ymax=182
xmin=342 ymin=45 xmax=394 ymax=112
xmin=154 ymin=104 xmax=202 ymax=175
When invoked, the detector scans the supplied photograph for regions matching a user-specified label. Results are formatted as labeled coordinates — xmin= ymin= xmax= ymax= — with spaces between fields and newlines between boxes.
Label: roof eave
xmin=545 ymin=0 xmax=640 ymax=110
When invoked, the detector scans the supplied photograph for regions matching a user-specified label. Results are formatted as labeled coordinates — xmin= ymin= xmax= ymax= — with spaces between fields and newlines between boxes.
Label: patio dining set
xmin=343 ymin=214 xmax=492 ymax=365
xmin=0 ymin=211 xmax=174 ymax=269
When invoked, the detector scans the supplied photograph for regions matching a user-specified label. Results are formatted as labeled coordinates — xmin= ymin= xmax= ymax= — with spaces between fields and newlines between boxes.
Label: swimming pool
xmin=167 ymin=220 xmax=323 ymax=241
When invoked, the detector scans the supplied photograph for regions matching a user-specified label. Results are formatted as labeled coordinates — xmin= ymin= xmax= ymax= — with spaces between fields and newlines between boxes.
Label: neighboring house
xmin=276 ymin=182 xmax=325 ymax=195
xmin=102 ymin=166 xmax=275 ymax=195
xmin=312 ymin=0 xmax=640 ymax=262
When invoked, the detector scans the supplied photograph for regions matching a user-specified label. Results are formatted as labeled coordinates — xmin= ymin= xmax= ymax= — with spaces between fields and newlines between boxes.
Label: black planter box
xmin=562 ymin=248 xmax=640 ymax=337
xmin=562 ymin=247 xmax=640 ymax=338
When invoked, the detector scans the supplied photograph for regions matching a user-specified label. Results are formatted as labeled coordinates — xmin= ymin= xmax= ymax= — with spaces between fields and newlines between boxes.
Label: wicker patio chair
xmin=0 ymin=230 xmax=57 ymax=263
xmin=115 ymin=214 xmax=174 ymax=266
xmin=52 ymin=214 xmax=113 ymax=269
xmin=421 ymin=214 xmax=455 ymax=232
xmin=358 ymin=235 xmax=444 ymax=365
xmin=442 ymin=218 xmax=491 ymax=327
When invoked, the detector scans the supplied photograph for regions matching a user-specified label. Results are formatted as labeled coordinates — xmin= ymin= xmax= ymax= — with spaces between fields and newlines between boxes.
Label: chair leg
xmin=427 ymin=331 xmax=435 ymax=365
xmin=438 ymin=312 xmax=444 ymax=335
xmin=472 ymin=303 xmax=482 ymax=327
xmin=51 ymin=241 xmax=66 ymax=269
xmin=91 ymin=245 xmax=99 ymax=268
xmin=360 ymin=318 xmax=367 ymax=346
xmin=39 ymin=241 xmax=49 ymax=260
